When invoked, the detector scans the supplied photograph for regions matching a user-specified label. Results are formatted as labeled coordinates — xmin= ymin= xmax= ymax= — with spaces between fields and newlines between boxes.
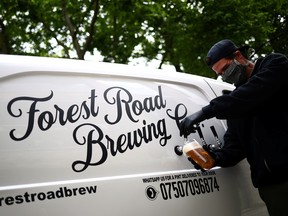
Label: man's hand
xmin=187 ymin=157 xmax=206 ymax=172
xmin=179 ymin=110 xmax=206 ymax=137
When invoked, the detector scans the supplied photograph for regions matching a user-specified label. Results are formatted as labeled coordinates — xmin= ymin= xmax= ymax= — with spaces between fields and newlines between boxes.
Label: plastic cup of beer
xmin=183 ymin=138 xmax=215 ymax=170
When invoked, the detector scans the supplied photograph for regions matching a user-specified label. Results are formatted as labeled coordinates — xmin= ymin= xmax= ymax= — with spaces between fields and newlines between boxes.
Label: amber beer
xmin=183 ymin=139 xmax=215 ymax=170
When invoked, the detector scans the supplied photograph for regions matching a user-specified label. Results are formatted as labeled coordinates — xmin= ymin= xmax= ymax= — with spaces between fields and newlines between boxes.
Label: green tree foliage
xmin=0 ymin=0 xmax=287 ymax=77
xmin=92 ymin=0 xmax=147 ymax=63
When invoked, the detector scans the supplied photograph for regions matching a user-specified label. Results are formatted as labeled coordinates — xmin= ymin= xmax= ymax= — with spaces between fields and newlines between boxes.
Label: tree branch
xmin=61 ymin=0 xmax=82 ymax=58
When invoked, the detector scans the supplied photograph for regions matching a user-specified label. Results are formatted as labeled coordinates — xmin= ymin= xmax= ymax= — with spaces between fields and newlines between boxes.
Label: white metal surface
xmin=0 ymin=55 xmax=268 ymax=215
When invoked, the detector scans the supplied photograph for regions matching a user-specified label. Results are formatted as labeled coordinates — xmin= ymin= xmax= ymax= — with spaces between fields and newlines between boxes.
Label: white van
xmin=0 ymin=55 xmax=268 ymax=216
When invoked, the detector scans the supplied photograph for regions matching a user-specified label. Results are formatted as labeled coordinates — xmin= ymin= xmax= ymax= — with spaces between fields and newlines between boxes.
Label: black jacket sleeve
xmin=213 ymin=119 xmax=247 ymax=167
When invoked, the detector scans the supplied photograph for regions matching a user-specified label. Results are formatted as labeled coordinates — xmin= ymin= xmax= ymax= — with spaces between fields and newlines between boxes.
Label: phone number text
xmin=160 ymin=177 xmax=219 ymax=200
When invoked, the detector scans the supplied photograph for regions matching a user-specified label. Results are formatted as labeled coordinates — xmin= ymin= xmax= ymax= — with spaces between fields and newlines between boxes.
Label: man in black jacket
xmin=179 ymin=39 xmax=288 ymax=216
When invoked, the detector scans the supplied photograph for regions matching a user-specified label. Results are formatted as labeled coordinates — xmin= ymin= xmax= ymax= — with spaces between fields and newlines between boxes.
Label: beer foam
xmin=183 ymin=139 xmax=201 ymax=154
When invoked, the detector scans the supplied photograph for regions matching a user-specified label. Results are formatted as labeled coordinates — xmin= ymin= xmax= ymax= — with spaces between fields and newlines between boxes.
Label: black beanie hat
xmin=206 ymin=39 xmax=248 ymax=67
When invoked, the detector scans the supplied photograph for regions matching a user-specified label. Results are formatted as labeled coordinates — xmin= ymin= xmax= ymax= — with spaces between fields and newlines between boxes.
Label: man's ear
xmin=235 ymin=50 xmax=246 ymax=63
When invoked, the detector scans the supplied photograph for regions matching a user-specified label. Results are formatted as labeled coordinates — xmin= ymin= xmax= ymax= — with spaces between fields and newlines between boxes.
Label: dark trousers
xmin=258 ymin=180 xmax=288 ymax=216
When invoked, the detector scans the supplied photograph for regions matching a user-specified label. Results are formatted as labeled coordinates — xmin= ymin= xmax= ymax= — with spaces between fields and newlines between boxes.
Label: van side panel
xmin=0 ymin=55 xmax=268 ymax=216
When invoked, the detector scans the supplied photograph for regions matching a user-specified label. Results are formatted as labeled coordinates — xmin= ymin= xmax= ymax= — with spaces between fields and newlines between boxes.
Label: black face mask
xmin=221 ymin=60 xmax=247 ymax=86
